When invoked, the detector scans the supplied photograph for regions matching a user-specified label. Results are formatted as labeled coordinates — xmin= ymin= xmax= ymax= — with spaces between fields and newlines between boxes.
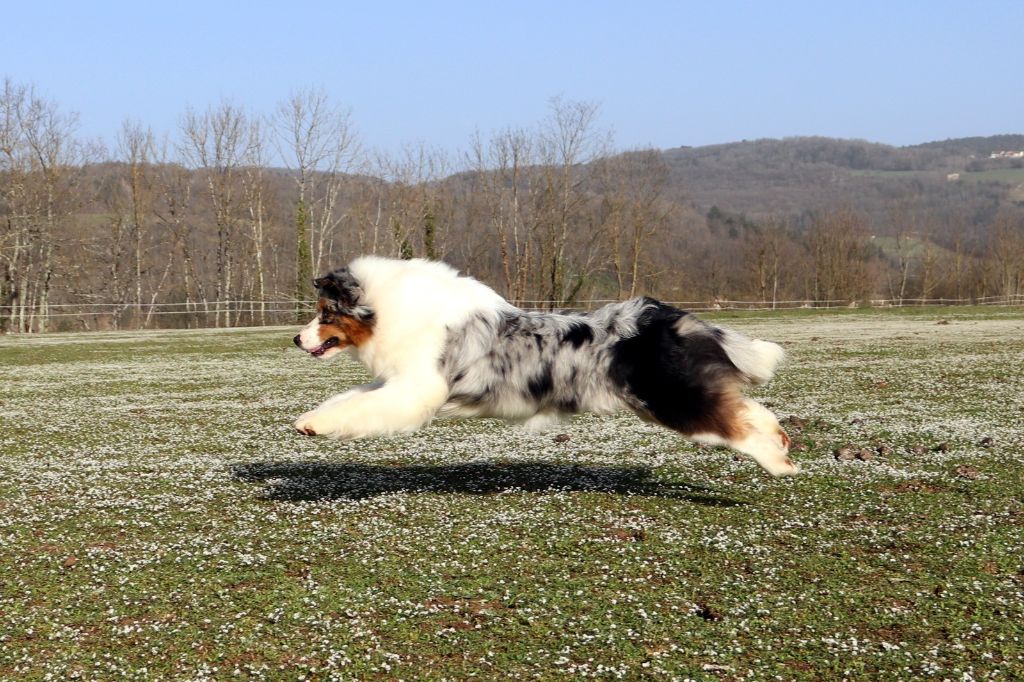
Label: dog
xmin=293 ymin=256 xmax=798 ymax=476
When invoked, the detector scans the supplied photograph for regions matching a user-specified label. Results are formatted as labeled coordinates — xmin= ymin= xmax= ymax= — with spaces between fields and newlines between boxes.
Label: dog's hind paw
xmin=767 ymin=455 xmax=801 ymax=477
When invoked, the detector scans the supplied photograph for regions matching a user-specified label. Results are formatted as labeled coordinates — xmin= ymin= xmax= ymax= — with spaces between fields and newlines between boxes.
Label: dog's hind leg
xmin=609 ymin=303 xmax=796 ymax=475
xmin=666 ymin=392 xmax=798 ymax=477
xmin=723 ymin=398 xmax=797 ymax=476
xmin=517 ymin=410 xmax=565 ymax=433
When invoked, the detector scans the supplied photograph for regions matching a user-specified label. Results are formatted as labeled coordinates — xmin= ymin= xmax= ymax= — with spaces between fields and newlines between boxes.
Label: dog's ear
xmin=313 ymin=268 xmax=363 ymax=310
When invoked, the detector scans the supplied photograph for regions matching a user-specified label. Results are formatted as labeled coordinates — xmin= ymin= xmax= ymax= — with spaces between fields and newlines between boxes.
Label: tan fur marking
xmin=683 ymin=388 xmax=747 ymax=440
xmin=316 ymin=298 xmax=374 ymax=348
xmin=337 ymin=316 xmax=374 ymax=346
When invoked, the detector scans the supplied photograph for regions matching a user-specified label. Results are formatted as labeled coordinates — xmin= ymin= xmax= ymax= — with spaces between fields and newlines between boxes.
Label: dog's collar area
xmin=309 ymin=337 xmax=340 ymax=357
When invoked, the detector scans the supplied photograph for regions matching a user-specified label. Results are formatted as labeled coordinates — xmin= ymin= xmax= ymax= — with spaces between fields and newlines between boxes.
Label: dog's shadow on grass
xmin=230 ymin=460 xmax=743 ymax=506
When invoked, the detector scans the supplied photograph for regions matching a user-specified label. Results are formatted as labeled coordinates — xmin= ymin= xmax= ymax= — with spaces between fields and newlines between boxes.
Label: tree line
xmin=2 ymin=78 xmax=1023 ymax=332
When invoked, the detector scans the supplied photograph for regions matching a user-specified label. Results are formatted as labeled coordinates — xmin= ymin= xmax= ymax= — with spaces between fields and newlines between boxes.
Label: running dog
xmin=293 ymin=256 xmax=797 ymax=476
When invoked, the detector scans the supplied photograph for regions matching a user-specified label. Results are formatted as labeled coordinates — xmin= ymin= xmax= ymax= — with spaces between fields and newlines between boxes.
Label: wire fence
xmin=3 ymin=294 xmax=1024 ymax=333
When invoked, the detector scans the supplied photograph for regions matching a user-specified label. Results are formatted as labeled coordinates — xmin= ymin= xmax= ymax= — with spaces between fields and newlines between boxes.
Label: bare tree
xmin=594 ymin=149 xmax=670 ymax=299
xmin=273 ymin=88 xmax=359 ymax=310
xmin=917 ymin=241 xmax=943 ymax=302
xmin=467 ymin=127 xmax=538 ymax=303
xmin=535 ymin=96 xmax=608 ymax=307
xmin=0 ymin=79 xmax=88 ymax=332
xmin=91 ymin=154 xmax=134 ymax=328
xmin=151 ymin=137 xmax=199 ymax=325
xmin=0 ymin=79 xmax=30 ymax=332
xmin=241 ymin=117 xmax=271 ymax=324
xmin=117 ymin=121 xmax=158 ymax=323
xmin=742 ymin=219 xmax=789 ymax=307
xmin=806 ymin=206 xmax=873 ymax=304
xmin=180 ymin=103 xmax=247 ymax=327
xmin=989 ymin=210 xmax=1024 ymax=298
xmin=348 ymin=176 xmax=387 ymax=256
xmin=884 ymin=200 xmax=921 ymax=304
xmin=946 ymin=208 xmax=969 ymax=301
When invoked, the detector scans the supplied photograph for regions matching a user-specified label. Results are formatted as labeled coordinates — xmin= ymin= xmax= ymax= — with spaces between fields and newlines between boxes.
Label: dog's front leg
xmin=293 ymin=374 xmax=448 ymax=439
xmin=293 ymin=381 xmax=382 ymax=432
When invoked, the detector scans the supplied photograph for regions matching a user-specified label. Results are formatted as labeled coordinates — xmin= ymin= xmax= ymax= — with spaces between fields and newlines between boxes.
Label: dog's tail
xmin=674 ymin=314 xmax=784 ymax=385
xmin=717 ymin=328 xmax=785 ymax=385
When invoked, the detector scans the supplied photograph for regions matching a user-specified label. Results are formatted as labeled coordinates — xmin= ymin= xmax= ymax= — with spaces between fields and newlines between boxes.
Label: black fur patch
xmin=557 ymin=397 xmax=579 ymax=412
xmin=562 ymin=321 xmax=595 ymax=348
xmin=609 ymin=301 xmax=736 ymax=433
xmin=436 ymin=296 xmax=745 ymax=426
xmin=314 ymin=267 xmax=373 ymax=321
xmin=527 ymin=367 xmax=554 ymax=399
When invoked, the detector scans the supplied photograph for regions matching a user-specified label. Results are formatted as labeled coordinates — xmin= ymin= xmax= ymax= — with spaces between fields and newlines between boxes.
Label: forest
xmin=2 ymin=78 xmax=1023 ymax=332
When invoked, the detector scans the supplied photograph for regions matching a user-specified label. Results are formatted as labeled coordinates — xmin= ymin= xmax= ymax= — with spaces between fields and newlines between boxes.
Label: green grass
xmin=960 ymin=168 xmax=1024 ymax=184
xmin=959 ymin=168 xmax=1024 ymax=201
xmin=848 ymin=169 xmax=937 ymax=180
xmin=2 ymin=311 xmax=1023 ymax=680
xmin=849 ymin=166 xmax=1024 ymax=189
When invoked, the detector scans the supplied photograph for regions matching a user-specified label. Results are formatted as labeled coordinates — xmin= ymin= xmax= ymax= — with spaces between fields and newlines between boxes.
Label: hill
xmin=654 ymin=134 xmax=1023 ymax=230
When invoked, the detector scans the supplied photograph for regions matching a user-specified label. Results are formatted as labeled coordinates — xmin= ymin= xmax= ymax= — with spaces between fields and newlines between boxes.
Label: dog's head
xmin=293 ymin=267 xmax=375 ymax=359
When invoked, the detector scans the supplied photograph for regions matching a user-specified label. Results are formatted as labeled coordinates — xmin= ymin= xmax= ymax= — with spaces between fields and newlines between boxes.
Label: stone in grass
xmin=955 ymin=465 xmax=980 ymax=480
xmin=782 ymin=415 xmax=807 ymax=432
xmin=933 ymin=442 xmax=951 ymax=453
xmin=834 ymin=446 xmax=856 ymax=461
xmin=553 ymin=433 xmax=570 ymax=443
xmin=980 ymin=437 xmax=995 ymax=448
xmin=856 ymin=448 xmax=875 ymax=461
xmin=695 ymin=602 xmax=723 ymax=622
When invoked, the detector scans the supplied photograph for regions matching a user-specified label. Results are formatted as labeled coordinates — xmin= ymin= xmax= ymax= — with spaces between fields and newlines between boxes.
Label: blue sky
xmin=3 ymin=1 xmax=1022 ymax=155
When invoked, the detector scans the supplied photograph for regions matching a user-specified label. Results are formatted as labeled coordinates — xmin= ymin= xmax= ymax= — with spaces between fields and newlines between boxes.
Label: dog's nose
xmin=293 ymin=334 xmax=302 ymax=347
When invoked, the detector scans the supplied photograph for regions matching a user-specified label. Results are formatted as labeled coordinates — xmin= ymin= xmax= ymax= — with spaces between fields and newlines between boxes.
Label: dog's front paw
xmin=294 ymin=411 xmax=327 ymax=436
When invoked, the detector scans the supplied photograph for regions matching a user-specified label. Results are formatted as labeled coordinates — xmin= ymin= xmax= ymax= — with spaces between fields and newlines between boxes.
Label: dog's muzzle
xmin=298 ymin=335 xmax=341 ymax=358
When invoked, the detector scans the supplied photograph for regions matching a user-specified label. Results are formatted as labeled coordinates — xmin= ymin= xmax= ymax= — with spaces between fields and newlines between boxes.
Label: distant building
xmin=990 ymin=150 xmax=1024 ymax=159
xmin=946 ymin=173 xmax=960 ymax=182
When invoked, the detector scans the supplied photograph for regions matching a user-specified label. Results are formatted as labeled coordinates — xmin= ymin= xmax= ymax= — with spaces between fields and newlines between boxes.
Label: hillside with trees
xmin=2 ymin=78 xmax=1023 ymax=332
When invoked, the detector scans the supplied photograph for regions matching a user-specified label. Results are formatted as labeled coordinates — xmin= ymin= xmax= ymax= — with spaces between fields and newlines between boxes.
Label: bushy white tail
xmin=719 ymin=330 xmax=785 ymax=385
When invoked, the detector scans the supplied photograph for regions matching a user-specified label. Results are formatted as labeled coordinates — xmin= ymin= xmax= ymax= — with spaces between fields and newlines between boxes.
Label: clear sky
xmin=3 ymin=1 xmax=1022 ymax=156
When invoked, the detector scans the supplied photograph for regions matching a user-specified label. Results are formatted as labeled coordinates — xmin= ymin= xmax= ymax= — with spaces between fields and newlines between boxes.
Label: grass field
xmin=959 ymin=168 xmax=1024 ymax=185
xmin=2 ymin=308 xmax=1023 ymax=680
xmin=848 ymin=167 xmax=1024 ymax=192
xmin=849 ymin=168 xmax=1024 ymax=182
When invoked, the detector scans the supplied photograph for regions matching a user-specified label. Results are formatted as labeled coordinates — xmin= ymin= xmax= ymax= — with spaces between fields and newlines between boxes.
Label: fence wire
xmin=3 ymin=295 xmax=1023 ymax=333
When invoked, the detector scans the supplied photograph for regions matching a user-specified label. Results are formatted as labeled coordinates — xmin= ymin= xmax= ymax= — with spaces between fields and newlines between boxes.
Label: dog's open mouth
xmin=308 ymin=336 xmax=340 ymax=357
